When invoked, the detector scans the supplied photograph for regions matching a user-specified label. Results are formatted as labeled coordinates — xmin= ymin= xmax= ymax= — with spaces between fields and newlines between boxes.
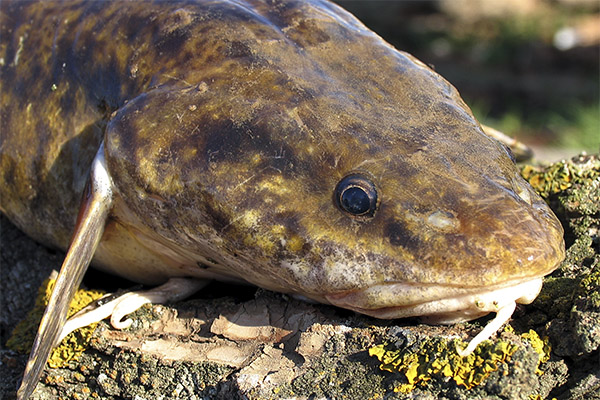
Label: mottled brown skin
xmin=1 ymin=1 xmax=564 ymax=315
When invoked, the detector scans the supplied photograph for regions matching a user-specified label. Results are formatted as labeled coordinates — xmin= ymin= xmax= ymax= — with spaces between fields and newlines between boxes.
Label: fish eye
xmin=334 ymin=173 xmax=378 ymax=218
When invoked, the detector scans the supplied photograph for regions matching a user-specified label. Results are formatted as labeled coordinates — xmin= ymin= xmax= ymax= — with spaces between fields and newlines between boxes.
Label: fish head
xmin=103 ymin=0 xmax=565 ymax=323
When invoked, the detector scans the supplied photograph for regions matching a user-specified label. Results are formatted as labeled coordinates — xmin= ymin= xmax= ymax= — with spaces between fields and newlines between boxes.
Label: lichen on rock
xmin=368 ymin=325 xmax=554 ymax=394
xmin=6 ymin=275 xmax=105 ymax=368
xmin=522 ymin=154 xmax=599 ymax=358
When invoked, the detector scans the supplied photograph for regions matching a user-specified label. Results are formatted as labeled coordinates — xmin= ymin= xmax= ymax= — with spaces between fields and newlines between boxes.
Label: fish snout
xmin=321 ymin=173 xmax=565 ymax=322
xmin=447 ymin=174 xmax=565 ymax=287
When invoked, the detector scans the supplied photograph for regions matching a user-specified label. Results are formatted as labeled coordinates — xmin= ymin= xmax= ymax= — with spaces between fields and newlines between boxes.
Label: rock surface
xmin=1 ymin=154 xmax=598 ymax=400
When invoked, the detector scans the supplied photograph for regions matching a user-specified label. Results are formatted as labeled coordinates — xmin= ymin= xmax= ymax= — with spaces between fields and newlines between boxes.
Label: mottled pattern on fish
xmin=1 ymin=0 xmax=563 ymax=314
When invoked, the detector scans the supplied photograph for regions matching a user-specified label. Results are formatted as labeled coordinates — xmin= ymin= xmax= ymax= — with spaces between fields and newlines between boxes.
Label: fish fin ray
xmin=18 ymin=143 xmax=113 ymax=400
xmin=481 ymin=124 xmax=533 ymax=162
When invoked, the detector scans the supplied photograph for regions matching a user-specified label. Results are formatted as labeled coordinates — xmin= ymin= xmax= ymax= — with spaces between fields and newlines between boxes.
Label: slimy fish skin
xmin=0 ymin=1 xmax=564 ymax=398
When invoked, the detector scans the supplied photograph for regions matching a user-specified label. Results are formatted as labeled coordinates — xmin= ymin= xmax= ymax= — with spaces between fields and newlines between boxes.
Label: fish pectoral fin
xmin=59 ymin=278 xmax=209 ymax=338
xmin=18 ymin=143 xmax=113 ymax=400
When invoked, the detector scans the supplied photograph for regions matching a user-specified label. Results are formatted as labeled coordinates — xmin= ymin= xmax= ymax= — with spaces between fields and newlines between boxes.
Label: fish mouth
xmin=326 ymin=277 xmax=546 ymax=355
xmin=324 ymin=277 xmax=544 ymax=323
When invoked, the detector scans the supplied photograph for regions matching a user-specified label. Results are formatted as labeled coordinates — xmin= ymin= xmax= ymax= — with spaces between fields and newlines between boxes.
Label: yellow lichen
xmin=369 ymin=336 xmax=519 ymax=392
xmin=521 ymin=156 xmax=600 ymax=199
xmin=370 ymin=327 xmax=555 ymax=392
xmin=7 ymin=277 xmax=105 ymax=368
xmin=580 ymin=268 xmax=600 ymax=308
xmin=521 ymin=329 xmax=551 ymax=375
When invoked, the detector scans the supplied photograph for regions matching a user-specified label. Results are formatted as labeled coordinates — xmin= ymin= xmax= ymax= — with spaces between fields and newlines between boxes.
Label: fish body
xmin=1 ymin=1 xmax=564 ymax=397
xmin=1 ymin=0 xmax=564 ymax=321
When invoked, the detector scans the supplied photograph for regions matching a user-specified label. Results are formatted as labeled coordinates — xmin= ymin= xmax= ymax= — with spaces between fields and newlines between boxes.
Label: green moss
xmin=6 ymin=278 xmax=105 ymax=367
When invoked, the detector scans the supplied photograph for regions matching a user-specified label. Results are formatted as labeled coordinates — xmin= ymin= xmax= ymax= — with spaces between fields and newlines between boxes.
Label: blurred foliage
xmin=472 ymin=101 xmax=599 ymax=151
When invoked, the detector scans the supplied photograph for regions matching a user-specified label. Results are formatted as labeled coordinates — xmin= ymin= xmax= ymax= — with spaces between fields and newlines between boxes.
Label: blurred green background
xmin=334 ymin=0 xmax=599 ymax=161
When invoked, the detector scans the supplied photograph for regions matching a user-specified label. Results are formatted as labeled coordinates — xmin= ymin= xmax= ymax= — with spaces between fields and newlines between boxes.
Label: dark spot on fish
xmin=27 ymin=63 xmax=43 ymax=90
xmin=56 ymin=33 xmax=125 ymax=110
xmin=80 ymin=1 xmax=109 ymax=24
xmin=275 ymin=211 xmax=302 ymax=233
xmin=1 ymin=158 xmax=16 ymax=188
xmin=197 ymin=25 xmax=212 ymax=35
xmin=155 ymin=26 xmax=190 ymax=56
xmin=202 ymin=117 xmax=302 ymax=177
xmin=441 ymin=190 xmax=462 ymax=216
xmin=225 ymin=40 xmax=253 ymax=58
xmin=123 ymin=14 xmax=154 ymax=40
xmin=387 ymin=160 xmax=420 ymax=181
xmin=204 ymin=199 xmax=231 ymax=233
xmin=179 ymin=50 xmax=195 ymax=66
xmin=292 ymin=19 xmax=331 ymax=47
xmin=385 ymin=220 xmax=421 ymax=250
xmin=203 ymin=119 xmax=244 ymax=163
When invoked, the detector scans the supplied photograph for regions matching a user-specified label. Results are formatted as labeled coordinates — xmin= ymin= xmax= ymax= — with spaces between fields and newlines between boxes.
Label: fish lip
xmin=324 ymin=277 xmax=544 ymax=322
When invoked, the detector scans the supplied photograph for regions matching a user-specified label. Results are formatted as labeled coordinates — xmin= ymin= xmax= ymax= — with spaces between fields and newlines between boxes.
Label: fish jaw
xmin=326 ymin=277 xmax=544 ymax=355
xmin=324 ymin=277 xmax=543 ymax=322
